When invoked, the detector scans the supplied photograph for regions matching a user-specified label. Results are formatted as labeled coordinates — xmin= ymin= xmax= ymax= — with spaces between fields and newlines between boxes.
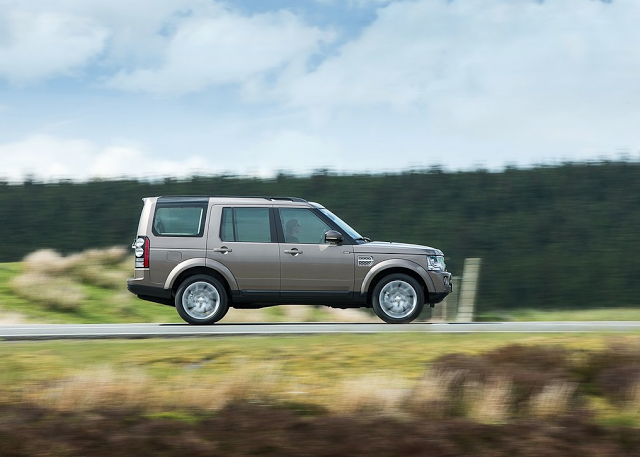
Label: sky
xmin=0 ymin=0 xmax=639 ymax=182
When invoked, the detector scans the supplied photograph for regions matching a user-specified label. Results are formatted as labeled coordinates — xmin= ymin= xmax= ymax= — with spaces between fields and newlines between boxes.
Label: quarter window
xmin=153 ymin=205 xmax=206 ymax=237
xmin=220 ymin=207 xmax=273 ymax=243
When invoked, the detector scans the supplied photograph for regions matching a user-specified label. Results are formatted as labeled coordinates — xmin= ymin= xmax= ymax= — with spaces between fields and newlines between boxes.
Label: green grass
xmin=0 ymin=332 xmax=633 ymax=385
xmin=478 ymin=307 xmax=640 ymax=322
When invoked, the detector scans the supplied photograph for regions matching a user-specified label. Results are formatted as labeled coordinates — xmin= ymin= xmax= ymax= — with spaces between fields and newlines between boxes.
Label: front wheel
xmin=175 ymin=275 xmax=229 ymax=325
xmin=372 ymin=273 xmax=425 ymax=324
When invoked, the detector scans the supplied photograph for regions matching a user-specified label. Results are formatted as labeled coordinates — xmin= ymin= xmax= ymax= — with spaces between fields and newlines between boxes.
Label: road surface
xmin=1 ymin=321 xmax=640 ymax=341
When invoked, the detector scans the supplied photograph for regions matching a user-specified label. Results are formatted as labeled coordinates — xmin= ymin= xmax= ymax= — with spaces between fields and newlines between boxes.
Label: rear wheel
xmin=175 ymin=275 xmax=228 ymax=325
xmin=372 ymin=273 xmax=424 ymax=323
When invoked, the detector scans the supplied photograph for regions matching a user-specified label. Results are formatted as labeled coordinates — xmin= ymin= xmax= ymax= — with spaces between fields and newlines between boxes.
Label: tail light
xmin=133 ymin=236 xmax=150 ymax=268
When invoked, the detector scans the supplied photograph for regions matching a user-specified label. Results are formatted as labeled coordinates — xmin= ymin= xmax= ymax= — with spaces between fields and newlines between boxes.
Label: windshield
xmin=319 ymin=208 xmax=365 ymax=241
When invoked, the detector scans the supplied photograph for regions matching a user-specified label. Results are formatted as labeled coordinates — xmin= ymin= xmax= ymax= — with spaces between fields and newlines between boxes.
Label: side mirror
xmin=324 ymin=230 xmax=343 ymax=244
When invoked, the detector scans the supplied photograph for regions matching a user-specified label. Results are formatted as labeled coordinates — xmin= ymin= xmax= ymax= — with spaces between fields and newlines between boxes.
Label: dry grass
xmin=22 ymin=249 xmax=71 ymax=276
xmin=20 ymin=247 xmax=128 ymax=287
xmin=10 ymin=272 xmax=85 ymax=311
xmin=409 ymin=369 xmax=465 ymax=419
xmin=464 ymin=376 xmax=513 ymax=423
xmin=4 ymin=342 xmax=640 ymax=428
xmin=4 ymin=361 xmax=585 ymax=424
xmin=0 ymin=311 xmax=26 ymax=324
xmin=332 ymin=374 xmax=410 ymax=415
xmin=17 ymin=361 xmax=287 ymax=413
xmin=529 ymin=381 xmax=577 ymax=418
xmin=9 ymin=248 xmax=130 ymax=312
xmin=29 ymin=365 xmax=152 ymax=411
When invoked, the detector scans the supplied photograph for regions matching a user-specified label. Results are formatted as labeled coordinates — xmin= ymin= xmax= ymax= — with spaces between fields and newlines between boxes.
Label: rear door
xmin=207 ymin=205 xmax=280 ymax=298
xmin=149 ymin=199 xmax=209 ymax=284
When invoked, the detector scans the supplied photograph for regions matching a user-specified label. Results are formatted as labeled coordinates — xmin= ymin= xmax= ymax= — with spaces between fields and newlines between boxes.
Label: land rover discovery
xmin=126 ymin=196 xmax=452 ymax=324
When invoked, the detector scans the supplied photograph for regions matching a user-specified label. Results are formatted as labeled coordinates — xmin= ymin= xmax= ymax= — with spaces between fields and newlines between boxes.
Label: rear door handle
xmin=213 ymin=247 xmax=232 ymax=254
xmin=284 ymin=249 xmax=303 ymax=256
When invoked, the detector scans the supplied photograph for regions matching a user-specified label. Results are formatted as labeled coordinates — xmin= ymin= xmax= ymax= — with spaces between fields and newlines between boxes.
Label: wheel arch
xmin=167 ymin=263 xmax=237 ymax=304
xmin=364 ymin=264 xmax=434 ymax=305
xmin=171 ymin=267 xmax=233 ymax=302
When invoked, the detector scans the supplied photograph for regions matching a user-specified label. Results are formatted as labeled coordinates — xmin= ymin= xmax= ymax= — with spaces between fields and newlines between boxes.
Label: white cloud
xmin=0 ymin=10 xmax=109 ymax=84
xmin=0 ymin=0 xmax=638 ymax=175
xmin=314 ymin=0 xmax=391 ymax=6
xmin=258 ymin=0 xmax=640 ymax=167
xmin=284 ymin=0 xmax=640 ymax=111
xmin=0 ymin=134 xmax=216 ymax=182
xmin=0 ymin=0 xmax=332 ymax=91
xmin=233 ymin=129 xmax=346 ymax=177
xmin=105 ymin=6 xmax=334 ymax=96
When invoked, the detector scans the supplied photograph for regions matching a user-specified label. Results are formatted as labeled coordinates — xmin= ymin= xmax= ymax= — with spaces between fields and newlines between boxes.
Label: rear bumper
xmin=127 ymin=279 xmax=173 ymax=306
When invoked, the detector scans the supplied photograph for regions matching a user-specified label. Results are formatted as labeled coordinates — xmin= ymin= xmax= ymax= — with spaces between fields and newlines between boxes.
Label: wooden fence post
xmin=455 ymin=258 xmax=482 ymax=323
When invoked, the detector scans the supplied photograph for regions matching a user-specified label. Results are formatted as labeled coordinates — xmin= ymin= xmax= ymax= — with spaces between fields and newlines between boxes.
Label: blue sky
xmin=0 ymin=0 xmax=638 ymax=182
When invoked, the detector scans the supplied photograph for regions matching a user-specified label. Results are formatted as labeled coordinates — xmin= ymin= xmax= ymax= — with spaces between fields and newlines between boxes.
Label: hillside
xmin=1 ymin=161 xmax=639 ymax=311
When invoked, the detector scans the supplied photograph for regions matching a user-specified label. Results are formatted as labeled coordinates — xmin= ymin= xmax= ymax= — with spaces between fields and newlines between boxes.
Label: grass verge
xmin=3 ymin=333 xmax=640 ymax=424
xmin=478 ymin=307 xmax=640 ymax=322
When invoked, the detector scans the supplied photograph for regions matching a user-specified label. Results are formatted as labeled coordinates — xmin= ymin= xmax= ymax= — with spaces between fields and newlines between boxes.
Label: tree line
xmin=1 ymin=161 xmax=638 ymax=312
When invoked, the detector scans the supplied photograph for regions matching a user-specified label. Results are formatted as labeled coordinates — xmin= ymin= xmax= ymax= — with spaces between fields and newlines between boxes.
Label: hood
xmin=353 ymin=241 xmax=443 ymax=256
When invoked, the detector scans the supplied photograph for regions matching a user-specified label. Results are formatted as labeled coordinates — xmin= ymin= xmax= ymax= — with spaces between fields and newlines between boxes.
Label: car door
xmin=149 ymin=199 xmax=209 ymax=284
xmin=277 ymin=207 xmax=355 ymax=301
xmin=207 ymin=205 xmax=280 ymax=299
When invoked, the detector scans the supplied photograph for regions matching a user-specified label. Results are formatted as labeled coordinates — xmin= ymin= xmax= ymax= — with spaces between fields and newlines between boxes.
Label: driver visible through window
xmin=280 ymin=209 xmax=332 ymax=244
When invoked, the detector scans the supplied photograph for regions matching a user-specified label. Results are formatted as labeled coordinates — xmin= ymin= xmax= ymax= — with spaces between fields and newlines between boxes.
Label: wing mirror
xmin=324 ymin=230 xmax=343 ymax=244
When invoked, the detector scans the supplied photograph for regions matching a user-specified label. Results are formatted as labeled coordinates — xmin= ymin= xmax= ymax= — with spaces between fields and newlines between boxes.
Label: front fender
xmin=360 ymin=259 xmax=436 ymax=295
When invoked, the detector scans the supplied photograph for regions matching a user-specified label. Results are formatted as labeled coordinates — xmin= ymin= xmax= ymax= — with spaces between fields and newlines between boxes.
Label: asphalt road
xmin=1 ymin=321 xmax=640 ymax=341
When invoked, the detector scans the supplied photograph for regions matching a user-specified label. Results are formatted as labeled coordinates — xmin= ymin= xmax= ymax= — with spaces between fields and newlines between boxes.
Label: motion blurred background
xmin=0 ymin=163 xmax=637 ymax=316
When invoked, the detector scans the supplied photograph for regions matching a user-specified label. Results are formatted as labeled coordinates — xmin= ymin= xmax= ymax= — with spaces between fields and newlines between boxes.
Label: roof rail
xmin=266 ymin=197 xmax=307 ymax=202
xmin=157 ymin=195 xmax=307 ymax=202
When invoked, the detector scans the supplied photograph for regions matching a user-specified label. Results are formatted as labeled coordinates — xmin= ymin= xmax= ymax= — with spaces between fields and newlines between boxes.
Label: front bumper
xmin=427 ymin=271 xmax=453 ymax=304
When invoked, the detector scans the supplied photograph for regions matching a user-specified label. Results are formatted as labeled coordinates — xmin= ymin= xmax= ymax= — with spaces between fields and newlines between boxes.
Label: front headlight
xmin=427 ymin=255 xmax=446 ymax=271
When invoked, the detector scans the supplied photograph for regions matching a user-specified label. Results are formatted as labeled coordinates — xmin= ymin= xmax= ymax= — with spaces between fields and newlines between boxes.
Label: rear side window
xmin=220 ymin=207 xmax=273 ymax=243
xmin=153 ymin=205 xmax=207 ymax=237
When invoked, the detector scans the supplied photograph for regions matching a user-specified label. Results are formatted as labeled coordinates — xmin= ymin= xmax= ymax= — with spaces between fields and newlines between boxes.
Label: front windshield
xmin=319 ymin=208 xmax=364 ymax=241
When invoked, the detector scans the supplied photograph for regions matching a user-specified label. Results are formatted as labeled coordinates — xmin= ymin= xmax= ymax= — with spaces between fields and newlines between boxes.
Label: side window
xmin=153 ymin=205 xmax=206 ymax=237
xmin=220 ymin=207 xmax=273 ymax=243
xmin=279 ymin=208 xmax=332 ymax=244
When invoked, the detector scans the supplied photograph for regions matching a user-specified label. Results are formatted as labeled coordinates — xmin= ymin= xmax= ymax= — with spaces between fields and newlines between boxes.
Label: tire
xmin=175 ymin=275 xmax=229 ymax=325
xmin=372 ymin=273 xmax=425 ymax=324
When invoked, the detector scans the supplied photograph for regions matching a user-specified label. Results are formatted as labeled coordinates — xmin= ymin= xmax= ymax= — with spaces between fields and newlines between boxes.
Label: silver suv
xmin=127 ymin=196 xmax=452 ymax=324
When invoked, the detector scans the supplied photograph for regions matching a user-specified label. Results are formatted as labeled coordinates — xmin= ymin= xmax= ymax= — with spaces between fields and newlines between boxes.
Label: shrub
xmin=10 ymin=272 xmax=84 ymax=312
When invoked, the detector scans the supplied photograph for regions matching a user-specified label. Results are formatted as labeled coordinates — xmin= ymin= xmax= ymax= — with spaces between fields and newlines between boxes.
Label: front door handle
xmin=213 ymin=247 xmax=232 ymax=254
xmin=284 ymin=249 xmax=303 ymax=256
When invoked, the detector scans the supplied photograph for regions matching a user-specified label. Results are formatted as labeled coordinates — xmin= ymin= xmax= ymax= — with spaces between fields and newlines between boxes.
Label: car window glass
xmin=279 ymin=208 xmax=332 ymax=244
xmin=220 ymin=207 xmax=234 ymax=241
xmin=153 ymin=206 xmax=205 ymax=236
xmin=220 ymin=207 xmax=272 ymax=243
